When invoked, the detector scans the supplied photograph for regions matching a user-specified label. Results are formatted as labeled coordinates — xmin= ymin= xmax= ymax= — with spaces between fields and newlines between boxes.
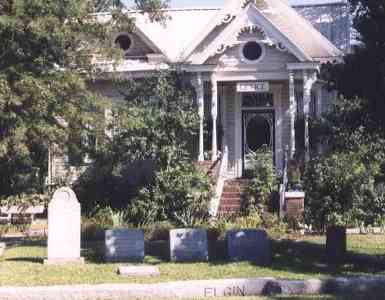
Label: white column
xmin=303 ymin=70 xmax=317 ymax=162
xmin=195 ymin=73 xmax=205 ymax=162
xmin=289 ymin=71 xmax=296 ymax=159
xmin=211 ymin=74 xmax=218 ymax=161
xmin=104 ymin=108 xmax=113 ymax=139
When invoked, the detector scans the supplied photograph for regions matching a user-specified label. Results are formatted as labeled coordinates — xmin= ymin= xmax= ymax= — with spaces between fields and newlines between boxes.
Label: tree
xmin=74 ymin=72 xmax=213 ymax=223
xmin=0 ymin=0 xmax=168 ymax=197
xmin=322 ymin=0 xmax=385 ymax=129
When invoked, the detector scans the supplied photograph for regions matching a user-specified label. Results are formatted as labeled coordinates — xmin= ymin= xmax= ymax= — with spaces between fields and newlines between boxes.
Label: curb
xmin=1 ymin=276 xmax=385 ymax=299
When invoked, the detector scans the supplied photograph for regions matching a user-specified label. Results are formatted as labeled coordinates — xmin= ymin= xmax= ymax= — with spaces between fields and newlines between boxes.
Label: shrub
xmin=304 ymin=151 xmax=385 ymax=231
xmin=128 ymin=164 xmax=212 ymax=227
xmin=143 ymin=221 xmax=174 ymax=241
xmin=88 ymin=206 xmax=129 ymax=229
xmin=242 ymin=147 xmax=279 ymax=214
xmin=209 ymin=210 xmax=287 ymax=240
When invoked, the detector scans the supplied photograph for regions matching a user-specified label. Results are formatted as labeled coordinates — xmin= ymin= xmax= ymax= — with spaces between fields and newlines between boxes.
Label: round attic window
xmin=115 ymin=34 xmax=132 ymax=51
xmin=241 ymin=41 xmax=263 ymax=62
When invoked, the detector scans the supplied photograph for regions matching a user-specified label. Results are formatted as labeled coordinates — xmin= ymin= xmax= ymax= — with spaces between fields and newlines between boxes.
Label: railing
xmin=279 ymin=147 xmax=289 ymax=219
xmin=209 ymin=146 xmax=229 ymax=218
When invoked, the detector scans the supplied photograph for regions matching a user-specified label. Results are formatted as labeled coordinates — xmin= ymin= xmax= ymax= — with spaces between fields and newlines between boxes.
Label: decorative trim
xmin=238 ymin=39 xmax=266 ymax=65
xmin=221 ymin=13 xmax=236 ymax=24
xmin=113 ymin=32 xmax=135 ymax=55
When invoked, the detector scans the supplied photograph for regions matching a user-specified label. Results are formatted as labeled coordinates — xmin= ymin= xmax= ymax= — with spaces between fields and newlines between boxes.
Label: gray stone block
xmin=170 ymin=229 xmax=208 ymax=262
xmin=105 ymin=229 xmax=144 ymax=262
xmin=118 ymin=265 xmax=160 ymax=277
xmin=227 ymin=229 xmax=271 ymax=265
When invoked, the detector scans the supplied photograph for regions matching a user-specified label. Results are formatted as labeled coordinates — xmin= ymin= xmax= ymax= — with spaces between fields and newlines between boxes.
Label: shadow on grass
xmin=5 ymin=257 xmax=44 ymax=264
xmin=268 ymin=239 xmax=385 ymax=277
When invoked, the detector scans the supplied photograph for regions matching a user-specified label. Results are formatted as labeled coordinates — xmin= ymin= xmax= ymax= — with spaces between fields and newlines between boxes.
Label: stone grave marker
xmin=118 ymin=265 xmax=160 ymax=277
xmin=227 ymin=229 xmax=271 ymax=265
xmin=170 ymin=229 xmax=208 ymax=262
xmin=44 ymin=187 xmax=84 ymax=265
xmin=105 ymin=229 xmax=144 ymax=262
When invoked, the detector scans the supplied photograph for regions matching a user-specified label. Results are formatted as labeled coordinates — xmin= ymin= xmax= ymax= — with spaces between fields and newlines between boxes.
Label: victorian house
xmin=49 ymin=0 xmax=349 ymax=216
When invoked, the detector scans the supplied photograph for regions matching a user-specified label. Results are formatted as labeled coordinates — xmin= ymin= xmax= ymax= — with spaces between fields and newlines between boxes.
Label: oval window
xmin=115 ymin=34 xmax=132 ymax=51
xmin=242 ymin=41 xmax=263 ymax=62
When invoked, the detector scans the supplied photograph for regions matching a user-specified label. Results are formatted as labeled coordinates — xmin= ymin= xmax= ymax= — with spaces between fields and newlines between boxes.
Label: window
xmin=242 ymin=93 xmax=274 ymax=108
xmin=241 ymin=41 xmax=264 ymax=63
xmin=115 ymin=34 xmax=132 ymax=51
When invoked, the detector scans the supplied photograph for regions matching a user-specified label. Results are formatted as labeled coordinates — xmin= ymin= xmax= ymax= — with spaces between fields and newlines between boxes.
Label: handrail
xmin=209 ymin=146 xmax=228 ymax=218
xmin=279 ymin=147 xmax=289 ymax=219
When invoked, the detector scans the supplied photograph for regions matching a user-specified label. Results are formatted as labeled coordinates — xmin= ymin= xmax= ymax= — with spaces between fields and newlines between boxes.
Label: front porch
xmin=192 ymin=68 xmax=327 ymax=216
xmin=193 ymin=67 xmax=323 ymax=178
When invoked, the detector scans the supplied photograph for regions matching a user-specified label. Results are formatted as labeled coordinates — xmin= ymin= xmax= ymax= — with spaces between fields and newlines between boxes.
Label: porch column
xmin=289 ymin=71 xmax=296 ymax=159
xmin=195 ymin=73 xmax=205 ymax=162
xmin=303 ymin=70 xmax=317 ymax=162
xmin=211 ymin=74 xmax=218 ymax=161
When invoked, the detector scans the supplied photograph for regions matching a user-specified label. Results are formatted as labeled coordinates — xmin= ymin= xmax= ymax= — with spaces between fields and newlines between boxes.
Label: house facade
xmin=50 ymin=0 xmax=347 ymax=215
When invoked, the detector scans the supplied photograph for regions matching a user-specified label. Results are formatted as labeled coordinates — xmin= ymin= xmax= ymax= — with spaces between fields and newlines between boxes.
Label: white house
xmin=50 ymin=0 xmax=346 ymax=215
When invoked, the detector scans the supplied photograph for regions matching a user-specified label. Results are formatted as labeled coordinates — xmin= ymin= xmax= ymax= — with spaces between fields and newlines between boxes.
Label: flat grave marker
xmin=170 ymin=229 xmax=208 ymax=262
xmin=118 ymin=265 xmax=160 ymax=277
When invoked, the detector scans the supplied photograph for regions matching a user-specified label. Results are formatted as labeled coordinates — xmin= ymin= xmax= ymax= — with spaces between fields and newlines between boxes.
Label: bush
xmin=88 ymin=206 xmax=129 ymax=229
xmin=209 ymin=210 xmax=287 ymax=240
xmin=143 ymin=221 xmax=174 ymax=241
xmin=242 ymin=147 xmax=279 ymax=214
xmin=129 ymin=164 xmax=212 ymax=227
xmin=304 ymin=151 xmax=385 ymax=231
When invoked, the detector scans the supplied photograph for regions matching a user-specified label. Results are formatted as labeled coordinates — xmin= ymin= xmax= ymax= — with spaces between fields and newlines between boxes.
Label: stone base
xmin=43 ymin=257 xmax=85 ymax=265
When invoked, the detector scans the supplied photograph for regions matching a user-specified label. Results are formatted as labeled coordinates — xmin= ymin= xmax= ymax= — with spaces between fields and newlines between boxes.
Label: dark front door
xmin=242 ymin=110 xmax=275 ymax=177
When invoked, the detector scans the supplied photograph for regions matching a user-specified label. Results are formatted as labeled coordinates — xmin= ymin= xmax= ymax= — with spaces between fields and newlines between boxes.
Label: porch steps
xmin=218 ymin=179 xmax=249 ymax=217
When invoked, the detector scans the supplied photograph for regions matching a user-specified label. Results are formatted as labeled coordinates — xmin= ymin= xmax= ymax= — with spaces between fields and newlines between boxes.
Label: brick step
xmin=222 ymin=187 xmax=243 ymax=193
xmin=220 ymin=197 xmax=242 ymax=203
xmin=221 ymin=192 xmax=242 ymax=198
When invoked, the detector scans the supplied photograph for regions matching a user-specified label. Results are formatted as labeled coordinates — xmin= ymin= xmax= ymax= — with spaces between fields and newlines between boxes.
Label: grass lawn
xmin=1 ymin=234 xmax=385 ymax=287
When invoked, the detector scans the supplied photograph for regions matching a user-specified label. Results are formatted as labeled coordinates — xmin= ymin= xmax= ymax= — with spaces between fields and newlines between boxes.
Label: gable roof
xmin=96 ymin=0 xmax=343 ymax=64
xmin=132 ymin=8 xmax=219 ymax=62
xmin=184 ymin=0 xmax=343 ymax=63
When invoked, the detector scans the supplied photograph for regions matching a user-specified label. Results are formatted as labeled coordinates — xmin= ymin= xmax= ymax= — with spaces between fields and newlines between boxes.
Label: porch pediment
xmin=184 ymin=0 xmax=342 ymax=65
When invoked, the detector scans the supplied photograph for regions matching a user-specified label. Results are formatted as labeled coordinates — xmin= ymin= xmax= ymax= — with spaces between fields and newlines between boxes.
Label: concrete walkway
xmin=1 ymin=276 xmax=385 ymax=300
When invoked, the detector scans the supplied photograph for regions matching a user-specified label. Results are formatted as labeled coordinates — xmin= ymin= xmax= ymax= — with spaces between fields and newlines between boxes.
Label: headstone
xmin=170 ymin=229 xmax=208 ymax=262
xmin=227 ymin=229 xmax=271 ymax=265
xmin=326 ymin=226 xmax=346 ymax=264
xmin=44 ymin=187 xmax=84 ymax=265
xmin=105 ymin=229 xmax=144 ymax=262
xmin=0 ymin=242 xmax=5 ymax=257
xmin=118 ymin=265 xmax=160 ymax=277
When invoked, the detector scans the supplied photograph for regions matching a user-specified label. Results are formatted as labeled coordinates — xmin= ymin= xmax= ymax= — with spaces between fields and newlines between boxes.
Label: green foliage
xmin=0 ymin=0 xmax=168 ymax=198
xmin=242 ymin=147 xmax=279 ymax=213
xmin=0 ymin=193 xmax=50 ymax=207
xmin=75 ymin=71 xmax=211 ymax=222
xmin=321 ymin=0 xmax=385 ymax=129
xmin=129 ymin=164 xmax=212 ymax=227
xmin=143 ymin=221 xmax=174 ymax=241
xmin=88 ymin=206 xmax=129 ymax=229
xmin=304 ymin=150 xmax=385 ymax=231
xmin=209 ymin=210 xmax=287 ymax=240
